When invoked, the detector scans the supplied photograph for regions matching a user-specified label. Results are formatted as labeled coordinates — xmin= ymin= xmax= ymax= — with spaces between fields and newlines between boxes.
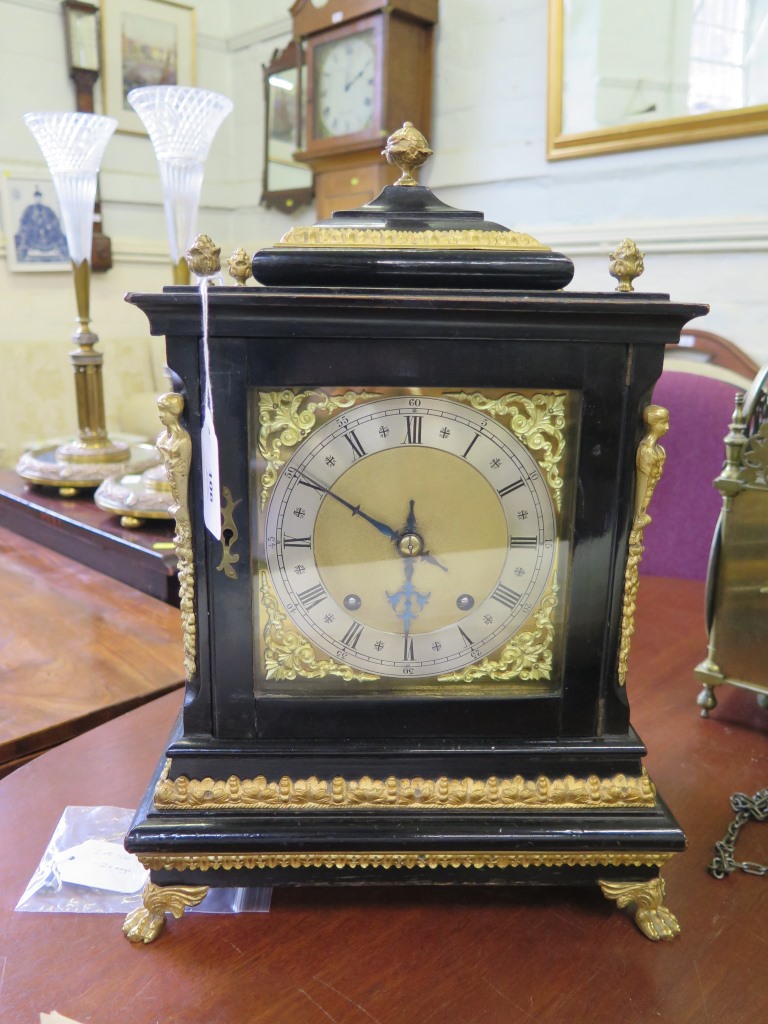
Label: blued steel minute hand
xmin=297 ymin=473 xmax=399 ymax=541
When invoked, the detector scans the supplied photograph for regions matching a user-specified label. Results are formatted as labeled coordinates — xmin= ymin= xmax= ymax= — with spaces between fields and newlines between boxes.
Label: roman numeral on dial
xmin=403 ymin=416 xmax=423 ymax=444
xmin=462 ymin=434 xmax=479 ymax=459
xmin=340 ymin=620 xmax=364 ymax=649
xmin=297 ymin=583 xmax=327 ymax=610
xmin=498 ymin=479 xmax=525 ymax=498
xmin=403 ymin=635 xmax=415 ymax=660
xmin=457 ymin=626 xmax=473 ymax=647
xmin=492 ymin=583 xmax=522 ymax=611
xmin=283 ymin=535 xmax=312 ymax=548
xmin=343 ymin=430 xmax=366 ymax=460
xmin=509 ymin=536 xmax=537 ymax=548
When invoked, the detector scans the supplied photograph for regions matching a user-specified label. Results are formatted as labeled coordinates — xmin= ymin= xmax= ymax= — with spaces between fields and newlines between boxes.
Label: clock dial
xmin=263 ymin=395 xmax=558 ymax=679
xmin=313 ymin=30 xmax=376 ymax=139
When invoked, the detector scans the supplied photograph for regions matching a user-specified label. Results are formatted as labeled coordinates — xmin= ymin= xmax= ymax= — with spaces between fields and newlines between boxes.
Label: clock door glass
xmin=313 ymin=29 xmax=376 ymax=138
xmin=252 ymin=387 xmax=577 ymax=698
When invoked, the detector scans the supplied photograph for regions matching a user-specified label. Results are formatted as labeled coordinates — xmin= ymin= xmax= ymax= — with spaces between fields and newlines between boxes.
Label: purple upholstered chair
xmin=640 ymin=363 xmax=751 ymax=580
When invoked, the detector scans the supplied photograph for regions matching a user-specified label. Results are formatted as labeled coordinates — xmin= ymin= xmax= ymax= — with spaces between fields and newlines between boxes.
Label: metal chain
xmin=709 ymin=788 xmax=768 ymax=878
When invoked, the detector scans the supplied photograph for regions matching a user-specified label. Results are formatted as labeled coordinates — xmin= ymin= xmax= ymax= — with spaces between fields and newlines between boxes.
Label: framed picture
xmin=100 ymin=0 xmax=196 ymax=135
xmin=1 ymin=174 xmax=70 ymax=272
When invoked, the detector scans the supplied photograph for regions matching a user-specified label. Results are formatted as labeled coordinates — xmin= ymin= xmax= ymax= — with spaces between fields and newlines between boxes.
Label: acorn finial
xmin=608 ymin=238 xmax=645 ymax=292
xmin=227 ymin=247 xmax=252 ymax=286
xmin=382 ymin=122 xmax=433 ymax=186
xmin=185 ymin=234 xmax=221 ymax=278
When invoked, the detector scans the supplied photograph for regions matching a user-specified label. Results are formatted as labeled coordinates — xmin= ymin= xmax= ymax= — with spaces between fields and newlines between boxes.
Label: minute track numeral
xmin=498 ymin=479 xmax=525 ymax=498
xmin=403 ymin=416 xmax=423 ymax=445
xmin=492 ymin=583 xmax=522 ymax=611
xmin=297 ymin=583 xmax=327 ymax=610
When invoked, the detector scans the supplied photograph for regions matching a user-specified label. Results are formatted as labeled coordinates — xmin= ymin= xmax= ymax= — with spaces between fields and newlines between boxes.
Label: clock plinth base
xmin=124 ymin=724 xmax=684 ymax=943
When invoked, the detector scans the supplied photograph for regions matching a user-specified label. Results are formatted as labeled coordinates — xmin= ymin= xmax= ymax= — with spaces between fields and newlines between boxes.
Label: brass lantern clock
xmin=123 ymin=128 xmax=706 ymax=944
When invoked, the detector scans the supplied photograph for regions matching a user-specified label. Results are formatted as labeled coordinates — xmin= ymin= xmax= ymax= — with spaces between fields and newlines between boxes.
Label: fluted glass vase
xmin=128 ymin=86 xmax=233 ymax=283
xmin=16 ymin=112 xmax=142 ymax=492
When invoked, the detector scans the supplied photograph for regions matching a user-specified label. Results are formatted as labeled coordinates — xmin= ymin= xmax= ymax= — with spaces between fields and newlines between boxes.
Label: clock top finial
xmin=381 ymin=122 xmax=433 ymax=186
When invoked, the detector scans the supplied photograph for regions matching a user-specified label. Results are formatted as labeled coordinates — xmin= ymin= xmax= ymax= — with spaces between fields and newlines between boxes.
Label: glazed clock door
xmin=252 ymin=386 xmax=578 ymax=740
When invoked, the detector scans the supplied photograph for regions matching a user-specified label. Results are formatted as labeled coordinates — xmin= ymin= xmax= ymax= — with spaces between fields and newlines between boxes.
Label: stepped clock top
xmin=251 ymin=123 xmax=576 ymax=290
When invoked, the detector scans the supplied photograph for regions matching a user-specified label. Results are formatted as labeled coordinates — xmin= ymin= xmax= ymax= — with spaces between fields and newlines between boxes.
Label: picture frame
xmin=547 ymin=0 xmax=768 ymax=160
xmin=100 ymin=0 xmax=196 ymax=135
xmin=1 ymin=174 xmax=70 ymax=272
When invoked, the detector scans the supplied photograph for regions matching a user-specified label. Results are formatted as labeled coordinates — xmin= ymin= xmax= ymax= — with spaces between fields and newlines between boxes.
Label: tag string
xmin=201 ymin=276 xmax=213 ymax=422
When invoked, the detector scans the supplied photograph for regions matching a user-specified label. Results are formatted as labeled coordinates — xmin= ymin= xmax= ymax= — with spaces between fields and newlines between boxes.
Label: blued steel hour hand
xmin=297 ymin=473 xmax=399 ymax=540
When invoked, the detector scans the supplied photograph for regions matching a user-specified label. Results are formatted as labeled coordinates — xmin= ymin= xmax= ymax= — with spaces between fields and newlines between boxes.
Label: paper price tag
xmin=55 ymin=839 xmax=147 ymax=894
xmin=201 ymin=414 xmax=221 ymax=540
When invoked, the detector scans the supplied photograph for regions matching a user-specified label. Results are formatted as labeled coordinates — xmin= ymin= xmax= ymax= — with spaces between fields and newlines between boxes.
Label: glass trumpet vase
xmin=127 ymin=86 xmax=233 ymax=283
xmin=17 ymin=112 xmax=156 ymax=494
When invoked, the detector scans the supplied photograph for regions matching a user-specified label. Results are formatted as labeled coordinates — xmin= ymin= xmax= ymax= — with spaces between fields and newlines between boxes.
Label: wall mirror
xmin=262 ymin=41 xmax=314 ymax=211
xmin=548 ymin=0 xmax=768 ymax=160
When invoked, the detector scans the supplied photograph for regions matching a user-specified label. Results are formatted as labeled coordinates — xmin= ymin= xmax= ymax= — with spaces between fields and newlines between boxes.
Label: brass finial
xmin=382 ymin=122 xmax=433 ymax=186
xmin=185 ymin=234 xmax=221 ymax=278
xmin=609 ymin=238 xmax=645 ymax=292
xmin=227 ymin=247 xmax=252 ymax=286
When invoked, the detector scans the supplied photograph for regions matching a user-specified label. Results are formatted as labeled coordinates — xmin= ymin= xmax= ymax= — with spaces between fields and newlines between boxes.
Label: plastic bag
xmin=16 ymin=806 xmax=271 ymax=915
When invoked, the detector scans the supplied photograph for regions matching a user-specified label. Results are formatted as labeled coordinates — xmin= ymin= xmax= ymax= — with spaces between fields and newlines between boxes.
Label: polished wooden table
xmin=0 ymin=577 xmax=765 ymax=1023
xmin=0 ymin=525 xmax=183 ymax=775
xmin=0 ymin=469 xmax=178 ymax=604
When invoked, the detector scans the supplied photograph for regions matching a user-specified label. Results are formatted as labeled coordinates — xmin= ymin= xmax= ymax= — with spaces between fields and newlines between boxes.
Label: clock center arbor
xmin=123 ymin=126 xmax=707 ymax=944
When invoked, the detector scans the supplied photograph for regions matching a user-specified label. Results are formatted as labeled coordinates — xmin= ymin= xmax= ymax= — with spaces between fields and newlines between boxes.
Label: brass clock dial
xmin=313 ymin=29 xmax=376 ymax=138
xmin=264 ymin=395 xmax=557 ymax=679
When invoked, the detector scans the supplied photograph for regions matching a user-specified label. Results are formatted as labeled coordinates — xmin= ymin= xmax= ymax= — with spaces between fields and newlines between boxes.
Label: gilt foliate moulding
xmin=153 ymin=764 xmax=656 ymax=811
xmin=137 ymin=849 xmax=675 ymax=872
xmin=617 ymin=404 xmax=669 ymax=686
xmin=276 ymin=226 xmax=550 ymax=251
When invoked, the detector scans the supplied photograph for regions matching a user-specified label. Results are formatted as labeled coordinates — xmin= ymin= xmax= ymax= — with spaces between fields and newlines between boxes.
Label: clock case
xmin=124 ymin=181 xmax=706 ymax=936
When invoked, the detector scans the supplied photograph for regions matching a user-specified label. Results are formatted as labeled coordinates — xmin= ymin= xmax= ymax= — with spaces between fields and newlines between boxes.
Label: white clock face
xmin=264 ymin=395 xmax=557 ymax=679
xmin=314 ymin=30 xmax=376 ymax=138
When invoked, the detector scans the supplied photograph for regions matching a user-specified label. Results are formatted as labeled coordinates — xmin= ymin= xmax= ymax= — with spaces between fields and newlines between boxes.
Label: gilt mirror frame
xmin=261 ymin=40 xmax=314 ymax=212
xmin=547 ymin=0 xmax=768 ymax=161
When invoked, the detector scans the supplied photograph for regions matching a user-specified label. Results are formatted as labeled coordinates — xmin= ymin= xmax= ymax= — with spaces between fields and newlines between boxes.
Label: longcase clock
xmin=122 ymin=128 xmax=707 ymax=945
xmin=292 ymin=0 xmax=437 ymax=218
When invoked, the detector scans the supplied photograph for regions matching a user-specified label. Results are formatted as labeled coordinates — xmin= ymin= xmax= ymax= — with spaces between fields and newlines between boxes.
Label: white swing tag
xmin=201 ymin=408 xmax=221 ymax=540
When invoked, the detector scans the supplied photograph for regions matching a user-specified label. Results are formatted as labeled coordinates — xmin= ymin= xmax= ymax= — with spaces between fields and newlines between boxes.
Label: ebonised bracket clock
xmin=123 ymin=124 xmax=707 ymax=944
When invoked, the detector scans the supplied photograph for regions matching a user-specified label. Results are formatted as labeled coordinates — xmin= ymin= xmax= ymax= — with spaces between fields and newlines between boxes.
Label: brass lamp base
xmin=17 ymin=443 xmax=160 ymax=498
xmin=94 ymin=460 xmax=173 ymax=528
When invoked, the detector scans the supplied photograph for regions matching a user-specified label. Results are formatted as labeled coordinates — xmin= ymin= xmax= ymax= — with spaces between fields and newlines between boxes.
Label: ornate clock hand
xmin=399 ymin=499 xmax=448 ymax=572
xmin=297 ymin=473 xmax=399 ymax=540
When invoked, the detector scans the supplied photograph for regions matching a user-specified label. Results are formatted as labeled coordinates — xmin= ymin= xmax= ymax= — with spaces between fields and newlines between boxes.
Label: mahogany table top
xmin=0 ymin=576 xmax=765 ymax=1024
xmin=0 ymin=469 xmax=178 ymax=604
xmin=0 ymin=524 xmax=183 ymax=774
